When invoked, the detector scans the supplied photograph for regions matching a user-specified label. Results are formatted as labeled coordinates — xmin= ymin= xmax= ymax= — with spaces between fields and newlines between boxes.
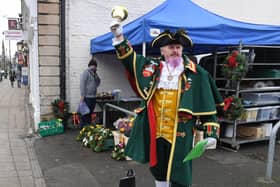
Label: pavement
xmin=0 ymin=79 xmax=45 ymax=187
xmin=1 ymin=78 xmax=280 ymax=187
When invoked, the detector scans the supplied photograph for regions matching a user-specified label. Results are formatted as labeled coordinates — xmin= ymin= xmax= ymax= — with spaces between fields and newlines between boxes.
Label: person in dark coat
xmin=9 ymin=70 xmax=16 ymax=88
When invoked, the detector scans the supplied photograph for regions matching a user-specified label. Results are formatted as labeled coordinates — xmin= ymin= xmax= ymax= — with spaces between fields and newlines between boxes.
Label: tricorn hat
xmin=151 ymin=29 xmax=193 ymax=48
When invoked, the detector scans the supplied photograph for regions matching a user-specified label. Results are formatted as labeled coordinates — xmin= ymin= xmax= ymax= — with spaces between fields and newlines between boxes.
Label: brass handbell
xmin=111 ymin=6 xmax=128 ymax=22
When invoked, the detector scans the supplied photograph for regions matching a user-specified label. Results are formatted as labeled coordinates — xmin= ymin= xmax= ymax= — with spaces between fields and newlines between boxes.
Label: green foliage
xmin=51 ymin=98 xmax=69 ymax=120
xmin=76 ymin=125 xmax=114 ymax=152
xmin=223 ymin=95 xmax=245 ymax=121
xmin=221 ymin=50 xmax=248 ymax=80
xmin=111 ymin=143 xmax=126 ymax=161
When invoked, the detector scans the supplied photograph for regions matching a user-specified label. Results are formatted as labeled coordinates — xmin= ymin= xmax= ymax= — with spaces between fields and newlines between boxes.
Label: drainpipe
xmin=60 ymin=0 xmax=66 ymax=100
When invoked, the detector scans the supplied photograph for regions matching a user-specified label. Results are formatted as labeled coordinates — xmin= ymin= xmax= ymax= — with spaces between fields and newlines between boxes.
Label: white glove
xmin=110 ymin=19 xmax=123 ymax=37
xmin=204 ymin=137 xmax=217 ymax=150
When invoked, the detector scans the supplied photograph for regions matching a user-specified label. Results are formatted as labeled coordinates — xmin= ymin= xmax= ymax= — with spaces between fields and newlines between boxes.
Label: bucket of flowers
xmin=111 ymin=117 xmax=134 ymax=161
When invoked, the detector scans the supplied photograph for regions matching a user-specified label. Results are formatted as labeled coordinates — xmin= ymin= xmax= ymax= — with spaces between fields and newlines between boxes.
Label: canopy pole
xmin=142 ymin=42 xmax=146 ymax=57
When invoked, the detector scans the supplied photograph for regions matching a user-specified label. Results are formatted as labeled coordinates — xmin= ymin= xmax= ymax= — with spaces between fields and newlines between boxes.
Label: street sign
xmin=8 ymin=18 xmax=18 ymax=30
xmin=3 ymin=30 xmax=23 ymax=41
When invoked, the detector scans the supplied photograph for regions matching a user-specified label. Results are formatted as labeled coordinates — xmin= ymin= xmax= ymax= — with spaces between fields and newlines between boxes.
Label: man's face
xmin=161 ymin=44 xmax=183 ymax=67
xmin=89 ymin=65 xmax=97 ymax=72
xmin=161 ymin=44 xmax=183 ymax=60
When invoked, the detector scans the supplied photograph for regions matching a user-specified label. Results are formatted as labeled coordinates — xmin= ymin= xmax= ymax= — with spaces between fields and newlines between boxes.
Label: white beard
xmin=167 ymin=56 xmax=182 ymax=68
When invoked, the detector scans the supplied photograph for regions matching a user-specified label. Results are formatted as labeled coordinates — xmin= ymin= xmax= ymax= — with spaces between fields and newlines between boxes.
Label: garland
xmin=221 ymin=50 xmax=248 ymax=80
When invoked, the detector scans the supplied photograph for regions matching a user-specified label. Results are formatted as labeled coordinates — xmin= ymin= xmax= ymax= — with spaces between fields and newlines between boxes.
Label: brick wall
xmin=38 ymin=0 xmax=60 ymax=117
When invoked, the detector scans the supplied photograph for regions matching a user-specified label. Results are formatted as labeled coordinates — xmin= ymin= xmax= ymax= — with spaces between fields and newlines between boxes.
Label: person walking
xmin=110 ymin=21 xmax=224 ymax=187
xmin=79 ymin=58 xmax=101 ymax=129
xmin=16 ymin=70 xmax=22 ymax=88
xmin=9 ymin=70 xmax=16 ymax=88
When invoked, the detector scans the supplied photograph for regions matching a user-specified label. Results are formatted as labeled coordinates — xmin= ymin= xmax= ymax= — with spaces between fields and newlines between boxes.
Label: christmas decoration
xmin=51 ymin=98 xmax=69 ymax=121
xmin=221 ymin=50 xmax=248 ymax=80
xmin=223 ymin=95 xmax=245 ymax=120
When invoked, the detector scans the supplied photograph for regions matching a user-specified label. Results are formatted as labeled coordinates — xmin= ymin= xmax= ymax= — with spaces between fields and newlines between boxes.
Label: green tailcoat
xmin=114 ymin=39 xmax=224 ymax=186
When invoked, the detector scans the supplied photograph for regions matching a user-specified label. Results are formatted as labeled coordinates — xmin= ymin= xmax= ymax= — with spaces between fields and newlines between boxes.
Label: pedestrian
xmin=110 ymin=22 xmax=224 ymax=187
xmin=79 ymin=58 xmax=101 ymax=129
xmin=16 ymin=70 xmax=22 ymax=88
xmin=9 ymin=70 xmax=16 ymax=88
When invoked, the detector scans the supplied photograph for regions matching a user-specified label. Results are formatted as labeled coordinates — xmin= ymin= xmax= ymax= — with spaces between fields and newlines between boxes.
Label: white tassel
xmin=155 ymin=180 xmax=170 ymax=187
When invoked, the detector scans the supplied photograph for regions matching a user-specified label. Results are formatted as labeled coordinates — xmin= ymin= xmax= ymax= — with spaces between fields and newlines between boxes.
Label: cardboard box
xmin=237 ymin=125 xmax=266 ymax=138
xmin=243 ymin=108 xmax=259 ymax=122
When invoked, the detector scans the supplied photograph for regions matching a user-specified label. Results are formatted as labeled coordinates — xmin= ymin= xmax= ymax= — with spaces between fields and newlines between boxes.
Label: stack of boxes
xmin=224 ymin=92 xmax=279 ymax=138
xmin=242 ymin=92 xmax=280 ymax=121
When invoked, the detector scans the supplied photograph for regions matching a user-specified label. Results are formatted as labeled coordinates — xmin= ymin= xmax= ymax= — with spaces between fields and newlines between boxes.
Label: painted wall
xmin=65 ymin=0 xmax=164 ymax=111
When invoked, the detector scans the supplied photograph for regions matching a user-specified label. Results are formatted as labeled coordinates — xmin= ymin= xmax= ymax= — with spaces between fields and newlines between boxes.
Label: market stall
xmin=90 ymin=0 xmax=280 ymax=150
xmin=91 ymin=0 xmax=280 ymax=55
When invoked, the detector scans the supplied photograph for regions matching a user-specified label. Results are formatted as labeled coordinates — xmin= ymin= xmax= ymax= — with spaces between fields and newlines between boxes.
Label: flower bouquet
xmin=221 ymin=50 xmax=248 ymax=81
xmin=111 ymin=141 xmax=126 ymax=161
xmin=113 ymin=117 xmax=134 ymax=136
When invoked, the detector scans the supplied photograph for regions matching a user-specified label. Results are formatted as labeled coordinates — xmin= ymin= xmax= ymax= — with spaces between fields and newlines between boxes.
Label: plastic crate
xmin=102 ymin=138 xmax=114 ymax=150
xmin=38 ymin=120 xmax=64 ymax=137
xmin=241 ymin=92 xmax=280 ymax=105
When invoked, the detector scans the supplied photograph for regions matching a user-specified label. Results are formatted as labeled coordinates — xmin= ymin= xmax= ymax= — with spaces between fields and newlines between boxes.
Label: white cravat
xmin=157 ymin=61 xmax=184 ymax=90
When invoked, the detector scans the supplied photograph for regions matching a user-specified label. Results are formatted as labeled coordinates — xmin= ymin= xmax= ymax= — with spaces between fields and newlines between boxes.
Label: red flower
xmin=228 ymin=56 xmax=238 ymax=68
xmin=58 ymin=101 xmax=65 ymax=112
xmin=223 ymin=97 xmax=234 ymax=111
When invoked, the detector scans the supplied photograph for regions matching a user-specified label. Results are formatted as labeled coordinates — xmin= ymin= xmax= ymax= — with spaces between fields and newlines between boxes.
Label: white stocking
xmin=155 ymin=180 xmax=170 ymax=187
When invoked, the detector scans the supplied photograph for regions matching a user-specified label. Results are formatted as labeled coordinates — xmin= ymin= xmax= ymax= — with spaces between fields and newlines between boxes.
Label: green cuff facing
xmin=115 ymin=39 xmax=133 ymax=59
xmin=203 ymin=122 xmax=220 ymax=139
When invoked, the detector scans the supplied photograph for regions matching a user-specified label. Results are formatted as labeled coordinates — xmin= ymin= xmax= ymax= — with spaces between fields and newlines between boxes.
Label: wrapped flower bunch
xmin=111 ymin=140 xmax=126 ymax=161
xmin=113 ymin=117 xmax=134 ymax=134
